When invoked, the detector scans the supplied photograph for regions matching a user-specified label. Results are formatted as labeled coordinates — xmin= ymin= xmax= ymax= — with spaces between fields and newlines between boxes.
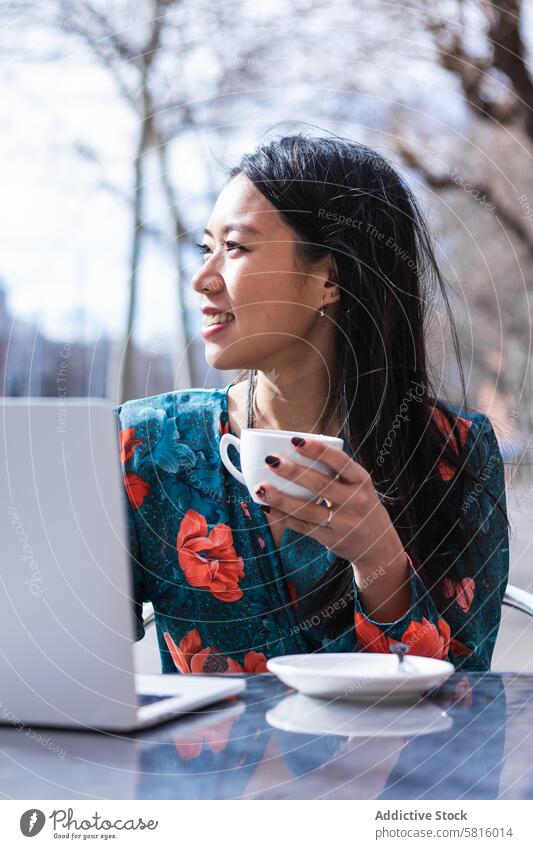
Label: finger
xmin=254 ymin=481 xmax=334 ymax=529
xmin=289 ymin=436 xmax=368 ymax=485
xmin=283 ymin=513 xmax=335 ymax=547
xmin=263 ymin=501 xmax=335 ymax=545
xmin=263 ymin=453 xmax=345 ymax=504
xmin=258 ymin=505 xmax=284 ymax=522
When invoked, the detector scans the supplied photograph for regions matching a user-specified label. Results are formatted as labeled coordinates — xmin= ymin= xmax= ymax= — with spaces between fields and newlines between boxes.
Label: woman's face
xmin=192 ymin=173 xmax=337 ymax=372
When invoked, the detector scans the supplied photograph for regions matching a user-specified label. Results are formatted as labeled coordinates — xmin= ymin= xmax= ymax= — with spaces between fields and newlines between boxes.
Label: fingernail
xmin=255 ymin=486 xmax=266 ymax=498
xmin=259 ymin=504 xmax=271 ymax=513
xmin=265 ymin=454 xmax=280 ymax=467
xmin=291 ymin=436 xmax=305 ymax=447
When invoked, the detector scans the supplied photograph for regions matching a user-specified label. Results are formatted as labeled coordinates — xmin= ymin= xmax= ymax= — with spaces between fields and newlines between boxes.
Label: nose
xmin=191 ymin=258 xmax=225 ymax=295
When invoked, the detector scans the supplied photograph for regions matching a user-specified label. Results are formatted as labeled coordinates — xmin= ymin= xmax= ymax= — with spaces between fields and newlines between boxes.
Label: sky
xmin=2 ymin=0 xmax=531 ymax=351
xmin=1 ymin=27 xmax=207 ymax=349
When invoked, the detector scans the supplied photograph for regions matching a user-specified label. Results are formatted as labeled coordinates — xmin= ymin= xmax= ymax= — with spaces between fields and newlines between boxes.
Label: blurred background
xmin=2 ymin=0 xmax=533 ymax=669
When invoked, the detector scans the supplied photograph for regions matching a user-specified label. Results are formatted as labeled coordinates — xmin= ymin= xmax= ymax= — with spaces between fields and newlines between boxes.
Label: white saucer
xmin=266 ymin=692 xmax=452 ymax=738
xmin=266 ymin=653 xmax=454 ymax=703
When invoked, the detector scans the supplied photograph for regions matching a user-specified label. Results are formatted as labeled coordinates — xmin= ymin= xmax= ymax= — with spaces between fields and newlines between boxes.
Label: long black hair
xmin=226 ymin=132 xmax=511 ymax=635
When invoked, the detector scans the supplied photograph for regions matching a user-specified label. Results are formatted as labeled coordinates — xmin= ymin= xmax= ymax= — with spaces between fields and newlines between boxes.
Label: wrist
xmin=351 ymin=549 xmax=411 ymax=585
xmin=352 ymin=550 xmax=413 ymax=623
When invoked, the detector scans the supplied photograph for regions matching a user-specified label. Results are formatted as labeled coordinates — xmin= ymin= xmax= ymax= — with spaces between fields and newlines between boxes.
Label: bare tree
xmin=392 ymin=0 xmax=533 ymax=436
xmin=4 ymin=0 xmax=532 ymax=435
xmin=37 ymin=0 xmax=195 ymax=402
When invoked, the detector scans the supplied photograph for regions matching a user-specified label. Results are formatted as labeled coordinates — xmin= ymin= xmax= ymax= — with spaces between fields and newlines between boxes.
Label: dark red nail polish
xmin=291 ymin=436 xmax=305 ymax=447
xmin=265 ymin=455 xmax=280 ymax=467
xmin=255 ymin=486 xmax=266 ymax=497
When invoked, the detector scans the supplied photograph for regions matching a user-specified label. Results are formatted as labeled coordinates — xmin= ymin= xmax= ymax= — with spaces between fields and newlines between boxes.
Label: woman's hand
xmin=255 ymin=436 xmax=412 ymax=621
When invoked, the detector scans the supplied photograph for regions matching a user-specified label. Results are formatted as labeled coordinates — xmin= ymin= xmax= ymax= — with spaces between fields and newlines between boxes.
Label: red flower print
xmin=449 ymin=637 xmax=473 ymax=657
xmin=454 ymin=675 xmax=473 ymax=707
xmin=177 ymin=509 xmax=245 ymax=602
xmin=257 ymin=534 xmax=265 ymax=549
xmin=286 ymin=580 xmax=299 ymax=611
xmin=163 ymin=627 xmax=201 ymax=673
xmin=441 ymin=577 xmax=475 ymax=613
xmin=239 ymin=500 xmax=251 ymax=519
xmin=431 ymin=407 xmax=472 ymax=481
xmin=438 ymin=674 xmax=474 ymax=708
xmin=355 ymin=613 xmax=452 ymax=660
xmin=455 ymin=578 xmax=475 ymax=612
xmin=243 ymin=651 xmax=268 ymax=673
xmin=163 ymin=628 xmax=244 ymax=674
xmin=439 ymin=674 xmax=474 ymax=708
xmin=218 ymin=414 xmax=229 ymax=436
xmin=441 ymin=578 xmax=455 ymax=599
xmin=119 ymin=427 xmax=143 ymax=465
xmin=175 ymin=712 xmax=238 ymax=761
xmin=354 ymin=613 xmax=391 ymax=653
xmin=190 ymin=647 xmax=244 ymax=674
xmin=402 ymin=617 xmax=451 ymax=659
xmin=175 ymin=735 xmax=202 ymax=760
xmin=124 ymin=471 xmax=150 ymax=510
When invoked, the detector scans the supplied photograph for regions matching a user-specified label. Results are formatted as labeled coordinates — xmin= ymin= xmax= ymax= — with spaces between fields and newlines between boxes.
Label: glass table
xmin=1 ymin=672 xmax=532 ymax=799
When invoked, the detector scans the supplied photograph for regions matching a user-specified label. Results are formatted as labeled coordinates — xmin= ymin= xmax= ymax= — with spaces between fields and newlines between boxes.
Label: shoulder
xmin=114 ymin=386 xmax=228 ymax=437
xmin=430 ymin=399 xmax=488 ymax=445
xmin=430 ymin=400 xmax=498 ymax=482
xmin=113 ymin=387 xmax=228 ymax=471
xmin=433 ymin=401 xmax=507 ymax=537
xmin=114 ymin=387 xmax=226 ymax=432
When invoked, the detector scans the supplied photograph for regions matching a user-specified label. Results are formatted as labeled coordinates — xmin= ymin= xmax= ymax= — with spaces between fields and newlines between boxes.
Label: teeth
xmin=205 ymin=312 xmax=235 ymax=326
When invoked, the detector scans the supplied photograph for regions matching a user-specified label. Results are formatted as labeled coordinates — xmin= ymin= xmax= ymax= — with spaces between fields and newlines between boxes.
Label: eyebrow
xmin=203 ymin=222 xmax=261 ymax=238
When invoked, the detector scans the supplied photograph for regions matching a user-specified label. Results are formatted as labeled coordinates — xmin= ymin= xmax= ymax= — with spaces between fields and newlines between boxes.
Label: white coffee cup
xmin=219 ymin=428 xmax=344 ymax=504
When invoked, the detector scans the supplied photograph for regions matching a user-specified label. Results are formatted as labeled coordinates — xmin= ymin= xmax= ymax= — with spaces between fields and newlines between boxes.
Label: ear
xmin=328 ymin=254 xmax=340 ymax=285
xmin=325 ymin=285 xmax=341 ymax=306
xmin=325 ymin=255 xmax=341 ymax=304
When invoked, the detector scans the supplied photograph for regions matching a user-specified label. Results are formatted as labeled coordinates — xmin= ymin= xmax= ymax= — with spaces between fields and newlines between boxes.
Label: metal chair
xmin=503 ymin=584 xmax=533 ymax=618
xmin=143 ymin=604 xmax=155 ymax=630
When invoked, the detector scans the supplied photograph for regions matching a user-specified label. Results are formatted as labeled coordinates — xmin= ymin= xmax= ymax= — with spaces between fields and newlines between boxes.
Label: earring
xmin=319 ymin=295 xmax=329 ymax=317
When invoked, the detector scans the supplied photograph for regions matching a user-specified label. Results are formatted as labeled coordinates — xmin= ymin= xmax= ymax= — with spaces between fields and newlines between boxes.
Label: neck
xmin=251 ymin=361 xmax=341 ymax=436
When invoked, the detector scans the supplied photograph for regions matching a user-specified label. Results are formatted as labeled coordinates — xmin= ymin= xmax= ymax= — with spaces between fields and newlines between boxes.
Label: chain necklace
xmin=246 ymin=368 xmax=257 ymax=429
xmin=245 ymin=368 xmax=341 ymax=436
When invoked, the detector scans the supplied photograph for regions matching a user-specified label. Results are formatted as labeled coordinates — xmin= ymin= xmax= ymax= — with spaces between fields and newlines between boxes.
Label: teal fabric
xmin=115 ymin=384 xmax=509 ymax=674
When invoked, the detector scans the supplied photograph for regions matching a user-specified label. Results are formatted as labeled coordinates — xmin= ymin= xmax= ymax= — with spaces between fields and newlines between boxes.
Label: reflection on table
xmin=1 ymin=673 xmax=533 ymax=799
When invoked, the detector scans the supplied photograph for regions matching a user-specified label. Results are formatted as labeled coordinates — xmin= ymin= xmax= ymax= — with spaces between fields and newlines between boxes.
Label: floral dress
xmin=115 ymin=383 xmax=509 ymax=674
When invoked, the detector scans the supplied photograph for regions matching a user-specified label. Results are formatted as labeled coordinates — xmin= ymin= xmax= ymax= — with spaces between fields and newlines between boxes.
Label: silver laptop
xmin=0 ymin=398 xmax=245 ymax=732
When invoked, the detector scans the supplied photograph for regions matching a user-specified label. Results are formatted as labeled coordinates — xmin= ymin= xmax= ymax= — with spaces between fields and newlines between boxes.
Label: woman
xmin=116 ymin=133 xmax=510 ymax=674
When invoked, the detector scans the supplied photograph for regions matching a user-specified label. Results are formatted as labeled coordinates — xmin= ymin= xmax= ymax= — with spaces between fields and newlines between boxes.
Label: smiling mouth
xmin=203 ymin=312 xmax=235 ymax=326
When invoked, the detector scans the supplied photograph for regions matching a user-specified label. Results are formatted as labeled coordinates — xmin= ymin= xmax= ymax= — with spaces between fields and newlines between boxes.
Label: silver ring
xmin=320 ymin=508 xmax=333 ymax=528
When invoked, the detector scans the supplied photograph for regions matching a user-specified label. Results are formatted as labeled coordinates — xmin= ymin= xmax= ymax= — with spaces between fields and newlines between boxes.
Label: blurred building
xmin=0 ymin=280 xmax=175 ymax=400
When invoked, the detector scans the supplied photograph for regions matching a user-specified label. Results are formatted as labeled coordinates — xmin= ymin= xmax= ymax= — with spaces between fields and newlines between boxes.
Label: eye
xmin=223 ymin=240 xmax=247 ymax=253
xmin=194 ymin=240 xmax=247 ymax=260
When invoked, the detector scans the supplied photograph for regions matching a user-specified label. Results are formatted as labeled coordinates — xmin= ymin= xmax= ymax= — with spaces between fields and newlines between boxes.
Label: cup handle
xmin=219 ymin=433 xmax=246 ymax=485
